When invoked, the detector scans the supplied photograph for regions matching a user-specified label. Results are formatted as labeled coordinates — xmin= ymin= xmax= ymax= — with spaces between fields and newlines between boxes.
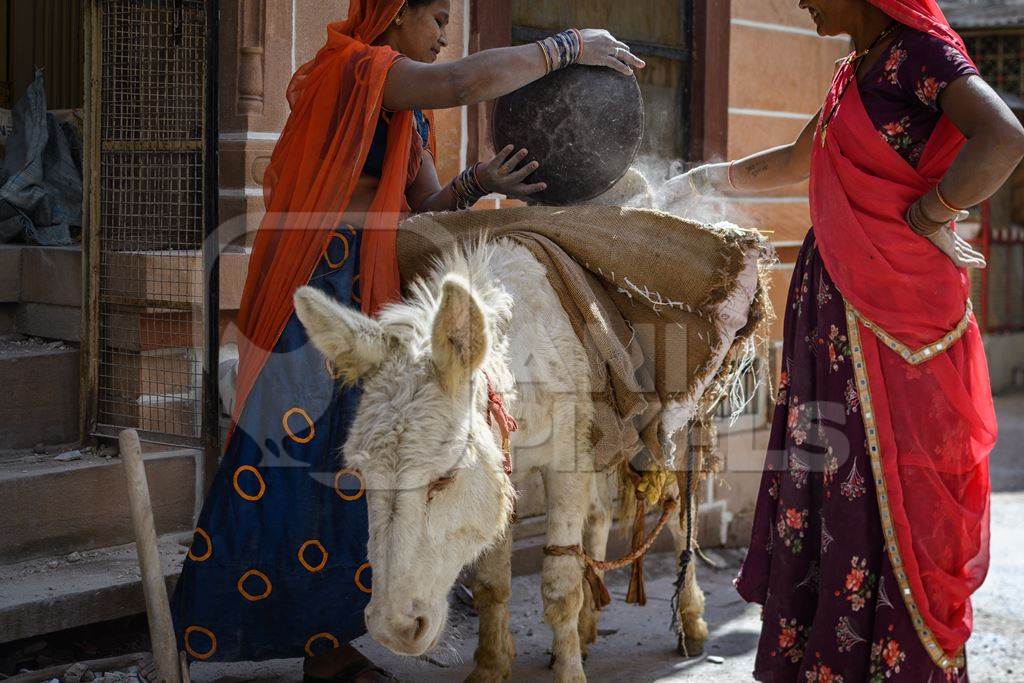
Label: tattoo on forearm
xmin=746 ymin=160 xmax=769 ymax=178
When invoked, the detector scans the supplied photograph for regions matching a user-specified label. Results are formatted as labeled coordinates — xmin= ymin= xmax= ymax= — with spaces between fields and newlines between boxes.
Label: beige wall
xmin=710 ymin=1 xmax=850 ymax=544
xmin=723 ymin=1 xmax=850 ymax=343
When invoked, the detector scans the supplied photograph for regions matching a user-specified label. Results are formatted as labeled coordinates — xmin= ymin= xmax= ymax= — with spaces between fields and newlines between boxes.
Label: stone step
xmin=1 ymin=244 xmax=246 ymax=312
xmin=0 ymin=447 xmax=197 ymax=565
xmin=0 ymin=245 xmax=82 ymax=307
xmin=0 ymin=246 xmax=20 ymax=302
xmin=0 ymin=304 xmax=15 ymax=334
xmin=0 ymin=534 xmax=188 ymax=644
xmin=20 ymin=246 xmax=82 ymax=308
xmin=0 ymin=341 xmax=79 ymax=449
xmin=15 ymin=302 xmax=80 ymax=342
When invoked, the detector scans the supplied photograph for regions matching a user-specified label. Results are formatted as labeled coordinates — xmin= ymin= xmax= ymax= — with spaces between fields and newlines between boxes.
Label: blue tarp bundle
xmin=0 ymin=70 xmax=82 ymax=245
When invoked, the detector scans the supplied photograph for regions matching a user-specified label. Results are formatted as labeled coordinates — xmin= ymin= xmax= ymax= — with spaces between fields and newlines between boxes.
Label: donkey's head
xmin=294 ymin=267 xmax=515 ymax=656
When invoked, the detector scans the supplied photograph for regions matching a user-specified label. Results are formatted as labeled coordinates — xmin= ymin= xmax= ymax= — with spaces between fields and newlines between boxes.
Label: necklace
xmin=818 ymin=22 xmax=900 ymax=146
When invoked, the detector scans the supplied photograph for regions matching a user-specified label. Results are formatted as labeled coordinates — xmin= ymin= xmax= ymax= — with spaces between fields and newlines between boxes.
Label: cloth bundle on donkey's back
xmin=396 ymin=205 xmax=774 ymax=479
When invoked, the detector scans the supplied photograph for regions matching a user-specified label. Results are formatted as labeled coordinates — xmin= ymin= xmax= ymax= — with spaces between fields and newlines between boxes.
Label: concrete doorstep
xmin=0 ymin=448 xmax=198 ymax=566
xmin=0 ymin=534 xmax=189 ymax=645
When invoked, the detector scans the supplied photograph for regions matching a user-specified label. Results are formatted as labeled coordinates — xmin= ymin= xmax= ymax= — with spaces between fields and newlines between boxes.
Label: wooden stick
xmin=119 ymin=429 xmax=182 ymax=683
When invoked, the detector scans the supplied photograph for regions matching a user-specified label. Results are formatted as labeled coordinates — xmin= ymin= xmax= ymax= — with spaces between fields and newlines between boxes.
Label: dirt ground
xmin=185 ymin=393 xmax=1024 ymax=683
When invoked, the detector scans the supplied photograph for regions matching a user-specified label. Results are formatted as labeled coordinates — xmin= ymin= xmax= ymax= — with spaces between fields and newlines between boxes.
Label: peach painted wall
xmin=713 ymin=1 xmax=851 ymax=545
xmin=724 ymin=0 xmax=851 ymax=344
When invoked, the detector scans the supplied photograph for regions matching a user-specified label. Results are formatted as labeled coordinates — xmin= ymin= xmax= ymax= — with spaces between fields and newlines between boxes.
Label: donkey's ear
xmin=294 ymin=286 xmax=389 ymax=384
xmin=431 ymin=274 xmax=489 ymax=394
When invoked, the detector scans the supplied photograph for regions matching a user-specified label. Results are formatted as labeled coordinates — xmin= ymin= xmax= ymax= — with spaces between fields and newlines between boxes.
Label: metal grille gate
xmin=84 ymin=0 xmax=218 ymax=449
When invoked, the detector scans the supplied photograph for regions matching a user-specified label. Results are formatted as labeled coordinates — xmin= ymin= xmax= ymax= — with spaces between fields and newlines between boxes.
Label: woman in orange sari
xmin=170 ymin=2 xmax=644 ymax=680
xmin=664 ymin=0 xmax=1019 ymax=680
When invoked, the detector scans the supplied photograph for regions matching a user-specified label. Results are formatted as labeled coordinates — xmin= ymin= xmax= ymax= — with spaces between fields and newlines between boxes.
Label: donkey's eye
xmin=427 ymin=471 xmax=457 ymax=500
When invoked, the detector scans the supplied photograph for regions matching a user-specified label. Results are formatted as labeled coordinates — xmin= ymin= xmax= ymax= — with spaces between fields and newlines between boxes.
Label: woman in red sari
xmin=664 ymin=0 xmax=1019 ymax=680
xmin=171 ymin=1 xmax=643 ymax=681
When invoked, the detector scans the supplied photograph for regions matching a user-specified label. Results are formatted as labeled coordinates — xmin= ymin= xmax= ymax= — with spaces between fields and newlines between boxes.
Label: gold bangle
xmin=935 ymin=184 xmax=963 ymax=213
xmin=536 ymin=41 xmax=552 ymax=74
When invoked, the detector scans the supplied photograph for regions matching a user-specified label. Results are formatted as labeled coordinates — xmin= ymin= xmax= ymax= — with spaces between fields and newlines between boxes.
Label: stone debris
xmin=66 ymin=552 xmax=83 ymax=563
xmin=62 ymin=662 xmax=89 ymax=682
xmin=54 ymin=450 xmax=82 ymax=462
xmin=33 ymin=442 xmax=47 ymax=454
xmin=0 ymin=334 xmax=75 ymax=354
xmin=707 ymin=655 xmax=726 ymax=664
xmin=61 ymin=662 xmax=150 ymax=683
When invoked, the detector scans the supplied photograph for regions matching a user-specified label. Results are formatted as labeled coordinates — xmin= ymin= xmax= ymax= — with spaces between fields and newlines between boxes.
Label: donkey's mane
xmin=376 ymin=237 xmax=514 ymax=356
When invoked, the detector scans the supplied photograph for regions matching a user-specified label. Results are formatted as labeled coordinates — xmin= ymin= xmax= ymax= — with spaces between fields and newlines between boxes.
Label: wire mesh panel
xmin=93 ymin=0 xmax=209 ymax=445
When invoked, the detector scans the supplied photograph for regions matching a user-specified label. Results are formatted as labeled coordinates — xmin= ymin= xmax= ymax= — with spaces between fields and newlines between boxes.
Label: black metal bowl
xmin=491 ymin=64 xmax=645 ymax=206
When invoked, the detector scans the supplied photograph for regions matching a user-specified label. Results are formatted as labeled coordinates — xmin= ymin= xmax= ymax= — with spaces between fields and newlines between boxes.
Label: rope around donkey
xmin=543 ymin=497 xmax=679 ymax=610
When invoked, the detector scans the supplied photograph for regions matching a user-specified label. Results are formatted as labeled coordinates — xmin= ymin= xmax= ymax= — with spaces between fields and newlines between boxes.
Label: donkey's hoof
xmin=553 ymin=666 xmax=587 ymax=683
xmin=464 ymin=666 xmax=509 ymax=683
xmin=676 ymin=634 xmax=705 ymax=658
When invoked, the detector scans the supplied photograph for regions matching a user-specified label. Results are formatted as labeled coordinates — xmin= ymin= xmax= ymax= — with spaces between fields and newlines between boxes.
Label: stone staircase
xmin=0 ymin=244 xmax=206 ymax=646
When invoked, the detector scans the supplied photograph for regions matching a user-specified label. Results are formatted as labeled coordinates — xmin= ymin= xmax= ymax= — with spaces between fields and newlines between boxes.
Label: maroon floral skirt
xmin=734 ymin=231 xmax=969 ymax=683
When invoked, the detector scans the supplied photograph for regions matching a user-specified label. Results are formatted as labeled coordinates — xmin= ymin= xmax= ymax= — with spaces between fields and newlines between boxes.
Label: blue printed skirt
xmin=171 ymin=228 xmax=371 ymax=662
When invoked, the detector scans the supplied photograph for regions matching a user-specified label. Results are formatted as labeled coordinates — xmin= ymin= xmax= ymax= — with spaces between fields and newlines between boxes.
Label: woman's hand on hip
xmin=926 ymin=223 xmax=987 ymax=269
xmin=477 ymin=145 xmax=547 ymax=199
xmin=577 ymin=30 xmax=646 ymax=76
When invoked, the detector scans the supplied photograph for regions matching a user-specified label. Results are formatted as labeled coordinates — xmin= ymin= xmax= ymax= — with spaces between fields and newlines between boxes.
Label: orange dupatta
xmin=231 ymin=1 xmax=424 ymax=427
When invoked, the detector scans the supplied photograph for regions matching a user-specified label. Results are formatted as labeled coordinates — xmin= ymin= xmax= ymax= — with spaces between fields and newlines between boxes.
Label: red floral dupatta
xmin=809 ymin=0 xmax=997 ymax=669
xmin=231 ymin=0 xmax=425 ymax=428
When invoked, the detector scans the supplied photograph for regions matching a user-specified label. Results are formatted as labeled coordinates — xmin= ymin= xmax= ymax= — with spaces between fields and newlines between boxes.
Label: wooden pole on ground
xmin=119 ymin=429 xmax=182 ymax=683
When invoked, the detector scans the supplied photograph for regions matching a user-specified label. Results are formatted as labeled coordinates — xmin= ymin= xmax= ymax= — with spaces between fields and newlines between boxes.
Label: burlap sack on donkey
xmin=397 ymin=205 xmax=772 ymax=472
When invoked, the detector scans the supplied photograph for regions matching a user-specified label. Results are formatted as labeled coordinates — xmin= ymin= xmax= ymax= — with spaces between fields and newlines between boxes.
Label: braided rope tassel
xmin=625 ymin=494 xmax=647 ymax=605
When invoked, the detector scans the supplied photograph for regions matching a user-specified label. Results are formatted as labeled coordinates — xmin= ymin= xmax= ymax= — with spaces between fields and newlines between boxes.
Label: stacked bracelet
xmin=905 ymin=199 xmax=947 ymax=237
xmin=452 ymin=163 xmax=488 ymax=210
xmin=537 ymin=29 xmax=583 ymax=74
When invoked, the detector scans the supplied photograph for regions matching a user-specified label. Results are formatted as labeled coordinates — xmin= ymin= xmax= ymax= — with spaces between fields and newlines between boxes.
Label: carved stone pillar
xmin=236 ymin=0 xmax=265 ymax=115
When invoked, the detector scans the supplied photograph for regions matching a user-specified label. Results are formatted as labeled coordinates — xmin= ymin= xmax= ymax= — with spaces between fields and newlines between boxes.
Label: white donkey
xmin=294 ymin=239 xmax=710 ymax=682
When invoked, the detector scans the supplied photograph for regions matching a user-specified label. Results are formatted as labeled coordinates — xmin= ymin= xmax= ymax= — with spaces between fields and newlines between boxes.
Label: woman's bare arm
xmin=903 ymin=75 xmax=1024 ymax=269
xmin=725 ymin=112 xmax=820 ymax=193
xmin=927 ymin=75 xmax=1024 ymax=212
xmin=659 ymin=112 xmax=819 ymax=208
xmin=382 ymin=30 xmax=644 ymax=111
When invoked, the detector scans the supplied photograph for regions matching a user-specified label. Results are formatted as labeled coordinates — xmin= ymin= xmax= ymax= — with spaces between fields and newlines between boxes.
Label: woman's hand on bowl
xmin=577 ymin=29 xmax=646 ymax=76
xmin=477 ymin=145 xmax=547 ymax=199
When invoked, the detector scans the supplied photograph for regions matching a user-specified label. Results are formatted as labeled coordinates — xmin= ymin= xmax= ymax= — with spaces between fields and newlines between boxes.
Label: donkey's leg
xmin=578 ymin=471 xmax=613 ymax=658
xmin=667 ymin=501 xmax=709 ymax=658
xmin=541 ymin=462 xmax=591 ymax=683
xmin=466 ymin=533 xmax=515 ymax=683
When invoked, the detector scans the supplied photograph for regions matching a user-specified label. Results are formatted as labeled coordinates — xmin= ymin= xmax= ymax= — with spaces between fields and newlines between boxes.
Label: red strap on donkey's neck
xmin=481 ymin=369 xmax=517 ymax=476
